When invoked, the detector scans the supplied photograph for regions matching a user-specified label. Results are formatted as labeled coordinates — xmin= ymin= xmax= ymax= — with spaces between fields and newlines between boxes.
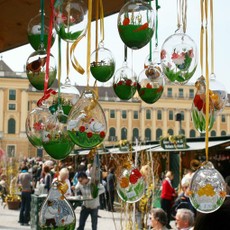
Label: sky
xmin=1 ymin=0 xmax=230 ymax=93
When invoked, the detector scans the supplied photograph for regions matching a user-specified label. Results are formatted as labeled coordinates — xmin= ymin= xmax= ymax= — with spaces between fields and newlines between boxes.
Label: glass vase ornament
xmin=25 ymin=103 xmax=51 ymax=149
xmin=189 ymin=161 xmax=226 ymax=213
xmin=54 ymin=0 xmax=88 ymax=42
xmin=27 ymin=10 xmax=56 ymax=51
xmin=90 ymin=42 xmax=115 ymax=83
xmin=26 ymin=49 xmax=57 ymax=90
xmin=117 ymin=0 xmax=155 ymax=50
xmin=67 ymin=88 xmax=107 ymax=148
xmin=161 ymin=31 xmax=198 ymax=84
xmin=117 ymin=167 xmax=145 ymax=203
xmin=191 ymin=76 xmax=215 ymax=133
xmin=42 ymin=110 xmax=74 ymax=160
xmin=113 ymin=61 xmax=137 ymax=100
xmin=39 ymin=180 xmax=76 ymax=229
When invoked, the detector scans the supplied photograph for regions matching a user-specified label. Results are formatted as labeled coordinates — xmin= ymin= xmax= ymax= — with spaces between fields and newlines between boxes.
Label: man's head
xmin=175 ymin=208 xmax=194 ymax=229
xmin=77 ymin=171 xmax=88 ymax=185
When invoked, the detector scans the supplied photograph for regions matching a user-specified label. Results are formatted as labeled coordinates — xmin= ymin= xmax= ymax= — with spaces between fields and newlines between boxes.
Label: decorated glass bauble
xmin=27 ymin=11 xmax=56 ymax=51
xmin=117 ymin=167 xmax=145 ymax=203
xmin=209 ymin=73 xmax=227 ymax=116
xmin=117 ymin=0 xmax=155 ymax=49
xmin=113 ymin=62 xmax=137 ymax=100
xmin=67 ymin=88 xmax=107 ymax=148
xmin=42 ymin=112 xmax=74 ymax=160
xmin=26 ymin=104 xmax=52 ymax=149
xmin=90 ymin=42 xmax=115 ymax=82
xmin=54 ymin=0 xmax=88 ymax=42
xmin=26 ymin=49 xmax=57 ymax=90
xmin=189 ymin=161 xmax=226 ymax=213
xmin=161 ymin=32 xmax=198 ymax=84
xmin=137 ymin=66 xmax=164 ymax=104
xmin=191 ymin=76 xmax=215 ymax=133
xmin=39 ymin=181 xmax=76 ymax=229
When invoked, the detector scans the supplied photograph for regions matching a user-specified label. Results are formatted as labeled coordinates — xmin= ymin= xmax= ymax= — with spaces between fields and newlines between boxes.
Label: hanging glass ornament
xmin=191 ymin=76 xmax=215 ymax=133
xmin=90 ymin=42 xmax=115 ymax=82
xmin=27 ymin=10 xmax=56 ymax=51
xmin=113 ymin=62 xmax=137 ymax=100
xmin=39 ymin=180 xmax=76 ymax=229
xmin=26 ymin=49 xmax=57 ymax=90
xmin=137 ymin=65 xmax=164 ymax=104
xmin=117 ymin=0 xmax=155 ymax=50
xmin=117 ymin=167 xmax=145 ymax=203
xmin=144 ymin=47 xmax=161 ymax=69
xmin=54 ymin=0 xmax=88 ymax=42
xmin=42 ymin=111 xmax=74 ymax=160
xmin=26 ymin=103 xmax=51 ymax=149
xmin=161 ymin=32 xmax=198 ymax=84
xmin=67 ymin=88 xmax=107 ymax=148
xmin=189 ymin=161 xmax=226 ymax=213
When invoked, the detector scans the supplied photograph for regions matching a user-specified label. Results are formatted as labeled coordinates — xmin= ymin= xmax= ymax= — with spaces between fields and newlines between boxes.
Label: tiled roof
xmin=0 ymin=59 xmax=14 ymax=72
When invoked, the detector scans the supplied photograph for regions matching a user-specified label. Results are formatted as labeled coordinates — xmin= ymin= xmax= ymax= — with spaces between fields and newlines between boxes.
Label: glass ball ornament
xmin=90 ymin=42 xmax=115 ymax=82
xmin=113 ymin=62 xmax=137 ymax=100
xmin=137 ymin=65 xmax=164 ymax=104
xmin=67 ymin=88 xmax=107 ymax=148
xmin=39 ymin=181 xmax=76 ymax=229
xmin=42 ymin=112 xmax=74 ymax=160
xmin=26 ymin=49 xmax=57 ymax=90
xmin=191 ymin=76 xmax=215 ymax=133
xmin=117 ymin=0 xmax=155 ymax=49
xmin=189 ymin=161 xmax=226 ymax=213
xmin=54 ymin=0 xmax=88 ymax=42
xmin=117 ymin=167 xmax=145 ymax=203
xmin=26 ymin=104 xmax=52 ymax=149
xmin=27 ymin=11 xmax=56 ymax=51
xmin=161 ymin=32 xmax=198 ymax=84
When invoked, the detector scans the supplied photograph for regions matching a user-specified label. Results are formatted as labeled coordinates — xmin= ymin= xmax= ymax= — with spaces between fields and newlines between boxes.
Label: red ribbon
xmin=37 ymin=89 xmax=57 ymax=107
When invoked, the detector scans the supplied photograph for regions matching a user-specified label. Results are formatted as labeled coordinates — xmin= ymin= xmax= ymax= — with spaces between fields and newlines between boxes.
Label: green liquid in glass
xmin=113 ymin=84 xmax=136 ymax=100
xmin=28 ymin=136 xmax=43 ymax=148
xmin=90 ymin=64 xmax=115 ymax=82
xmin=28 ymin=34 xmax=55 ymax=51
xmin=59 ymin=25 xmax=83 ymax=41
xmin=138 ymin=87 xmax=163 ymax=104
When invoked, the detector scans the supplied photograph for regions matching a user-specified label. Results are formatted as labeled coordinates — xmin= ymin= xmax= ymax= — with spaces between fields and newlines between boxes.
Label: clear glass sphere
xmin=26 ymin=49 xmax=57 ymax=90
xmin=117 ymin=0 xmax=155 ymax=49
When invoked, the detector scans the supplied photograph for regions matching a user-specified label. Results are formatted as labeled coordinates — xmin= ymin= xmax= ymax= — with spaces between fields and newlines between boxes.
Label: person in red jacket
xmin=160 ymin=171 xmax=177 ymax=229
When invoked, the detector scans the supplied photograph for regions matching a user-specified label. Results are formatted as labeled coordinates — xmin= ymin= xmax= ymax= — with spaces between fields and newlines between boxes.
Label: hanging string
xmin=57 ymin=36 xmax=62 ymax=107
xmin=40 ymin=0 xmax=45 ymax=48
xmin=200 ymin=0 xmax=204 ymax=77
xmin=181 ymin=0 xmax=187 ymax=33
xmin=155 ymin=0 xmax=160 ymax=48
xmin=176 ymin=0 xmax=182 ymax=31
xmin=176 ymin=0 xmax=187 ymax=33
xmin=210 ymin=0 xmax=214 ymax=74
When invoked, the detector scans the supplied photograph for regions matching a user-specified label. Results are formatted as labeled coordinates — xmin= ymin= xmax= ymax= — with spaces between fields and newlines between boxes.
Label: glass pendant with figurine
xmin=26 ymin=49 xmax=57 ymax=90
xmin=39 ymin=181 xmax=76 ymax=229
xmin=189 ymin=161 xmax=226 ymax=213
xmin=90 ymin=42 xmax=115 ymax=82
xmin=54 ymin=0 xmax=88 ymax=42
xmin=191 ymin=76 xmax=215 ymax=133
xmin=113 ymin=62 xmax=137 ymax=100
xmin=67 ymin=88 xmax=107 ymax=148
xmin=117 ymin=167 xmax=145 ymax=203
xmin=117 ymin=0 xmax=155 ymax=49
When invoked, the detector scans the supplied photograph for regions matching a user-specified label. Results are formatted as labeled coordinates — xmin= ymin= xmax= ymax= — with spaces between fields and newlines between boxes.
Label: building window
xmin=221 ymin=115 xmax=226 ymax=122
xmin=156 ymin=128 xmax=162 ymax=140
xmin=145 ymin=128 xmax=151 ymax=141
xmin=157 ymin=110 xmax=162 ymax=120
xmin=190 ymin=129 xmax=196 ymax=137
xmin=109 ymin=127 xmax=116 ymax=141
xmin=168 ymin=129 xmax=174 ymax=135
xmin=179 ymin=88 xmax=184 ymax=98
xmin=132 ymin=128 xmax=139 ymax=141
xmin=121 ymin=127 xmax=127 ymax=140
xmin=221 ymin=131 xmax=226 ymax=136
xmin=9 ymin=89 xmax=16 ymax=100
xmin=133 ymin=111 xmax=139 ymax=119
xmin=211 ymin=130 xmax=216 ymax=136
xmin=8 ymin=104 xmax=16 ymax=110
xmin=7 ymin=145 xmax=15 ymax=157
xmin=180 ymin=111 xmax=184 ymax=120
xmin=189 ymin=89 xmax=194 ymax=98
xmin=180 ymin=129 xmax=185 ymax=135
xmin=146 ymin=109 xmax=151 ymax=119
xmin=8 ymin=118 xmax=16 ymax=134
xmin=110 ymin=110 xmax=115 ymax=118
xmin=169 ymin=110 xmax=173 ymax=120
xmin=167 ymin=88 xmax=172 ymax=97
xmin=122 ymin=110 xmax=127 ymax=119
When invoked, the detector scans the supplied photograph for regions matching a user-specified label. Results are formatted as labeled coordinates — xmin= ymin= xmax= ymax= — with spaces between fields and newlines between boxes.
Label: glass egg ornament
xmin=26 ymin=104 xmax=52 ymax=149
xmin=117 ymin=167 xmax=145 ymax=203
xmin=144 ymin=47 xmax=161 ymax=69
xmin=191 ymin=76 xmax=215 ymax=133
xmin=113 ymin=62 xmax=137 ymax=100
xmin=90 ymin=42 xmax=115 ymax=82
xmin=39 ymin=181 xmax=76 ymax=229
xmin=137 ymin=65 xmax=164 ymax=104
xmin=54 ymin=0 xmax=88 ymax=42
xmin=42 ymin=112 xmax=74 ymax=160
xmin=27 ymin=10 xmax=56 ymax=51
xmin=189 ymin=161 xmax=226 ymax=213
xmin=67 ymin=88 xmax=107 ymax=148
xmin=26 ymin=49 xmax=57 ymax=90
xmin=117 ymin=0 xmax=155 ymax=49
xmin=161 ymin=32 xmax=198 ymax=84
